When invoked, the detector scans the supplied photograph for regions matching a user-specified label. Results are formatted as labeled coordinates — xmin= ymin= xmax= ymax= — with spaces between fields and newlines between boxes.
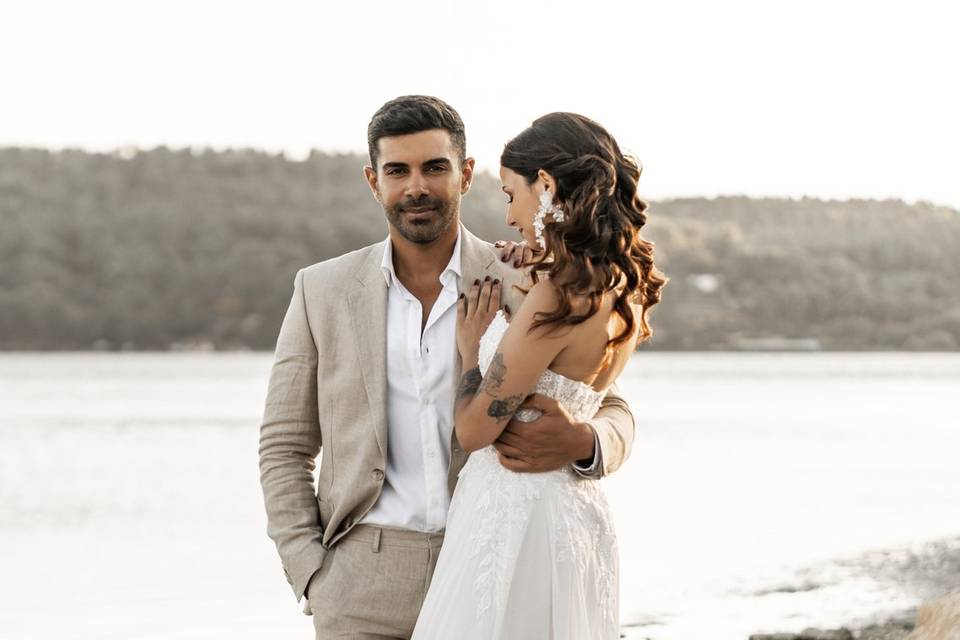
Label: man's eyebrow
xmin=381 ymin=161 xmax=409 ymax=170
xmin=422 ymin=157 xmax=452 ymax=166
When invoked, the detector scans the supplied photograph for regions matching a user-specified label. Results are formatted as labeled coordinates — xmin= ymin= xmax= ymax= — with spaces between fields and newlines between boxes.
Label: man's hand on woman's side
xmin=492 ymin=394 xmax=596 ymax=473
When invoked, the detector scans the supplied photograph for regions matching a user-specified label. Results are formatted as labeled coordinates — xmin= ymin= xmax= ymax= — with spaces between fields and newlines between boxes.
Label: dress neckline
xmin=490 ymin=310 xmax=608 ymax=399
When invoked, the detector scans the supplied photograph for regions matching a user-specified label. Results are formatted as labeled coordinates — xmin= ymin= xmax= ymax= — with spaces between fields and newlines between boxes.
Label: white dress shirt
xmin=359 ymin=231 xmax=463 ymax=532
xmin=360 ymin=230 xmax=601 ymax=533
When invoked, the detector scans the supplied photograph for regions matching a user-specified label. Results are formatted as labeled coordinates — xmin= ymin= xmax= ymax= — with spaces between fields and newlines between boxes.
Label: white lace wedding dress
xmin=411 ymin=310 xmax=619 ymax=639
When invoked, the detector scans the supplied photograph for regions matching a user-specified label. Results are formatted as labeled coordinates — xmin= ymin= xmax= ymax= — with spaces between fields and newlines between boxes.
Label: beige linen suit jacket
xmin=258 ymin=223 xmax=636 ymax=604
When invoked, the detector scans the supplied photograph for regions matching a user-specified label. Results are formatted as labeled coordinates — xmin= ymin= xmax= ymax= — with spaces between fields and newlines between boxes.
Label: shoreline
xmin=748 ymin=535 xmax=960 ymax=640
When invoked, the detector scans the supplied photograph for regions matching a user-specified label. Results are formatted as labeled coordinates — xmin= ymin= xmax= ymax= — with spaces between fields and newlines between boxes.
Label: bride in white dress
xmin=411 ymin=112 xmax=667 ymax=639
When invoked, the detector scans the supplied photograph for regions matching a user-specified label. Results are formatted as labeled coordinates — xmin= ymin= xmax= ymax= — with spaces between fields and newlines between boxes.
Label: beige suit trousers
xmin=307 ymin=524 xmax=445 ymax=639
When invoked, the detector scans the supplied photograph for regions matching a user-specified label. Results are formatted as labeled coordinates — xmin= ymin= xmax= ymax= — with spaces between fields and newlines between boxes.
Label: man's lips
xmin=403 ymin=206 xmax=437 ymax=217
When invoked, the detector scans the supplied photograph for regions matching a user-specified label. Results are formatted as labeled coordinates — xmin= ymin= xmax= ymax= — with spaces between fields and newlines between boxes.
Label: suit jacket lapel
xmin=347 ymin=240 xmax=389 ymax=461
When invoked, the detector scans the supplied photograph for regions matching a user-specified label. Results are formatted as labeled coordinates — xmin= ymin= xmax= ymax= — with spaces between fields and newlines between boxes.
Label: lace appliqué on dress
xmin=462 ymin=309 xmax=618 ymax=624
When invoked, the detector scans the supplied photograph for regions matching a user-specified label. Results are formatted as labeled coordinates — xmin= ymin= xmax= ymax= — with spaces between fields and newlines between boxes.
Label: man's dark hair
xmin=367 ymin=95 xmax=467 ymax=169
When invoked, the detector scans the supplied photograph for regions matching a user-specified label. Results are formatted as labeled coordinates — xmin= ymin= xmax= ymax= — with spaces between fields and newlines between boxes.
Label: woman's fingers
xmin=463 ymin=277 xmax=502 ymax=317
xmin=490 ymin=278 xmax=501 ymax=315
xmin=513 ymin=245 xmax=525 ymax=267
xmin=478 ymin=277 xmax=493 ymax=313
xmin=467 ymin=279 xmax=481 ymax=317
xmin=498 ymin=241 xmax=527 ymax=264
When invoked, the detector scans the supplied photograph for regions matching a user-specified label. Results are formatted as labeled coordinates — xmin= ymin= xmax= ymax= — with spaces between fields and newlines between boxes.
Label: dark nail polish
xmin=484 ymin=276 xmax=490 ymax=281
xmin=493 ymin=279 xmax=500 ymax=285
xmin=474 ymin=279 xmax=480 ymax=285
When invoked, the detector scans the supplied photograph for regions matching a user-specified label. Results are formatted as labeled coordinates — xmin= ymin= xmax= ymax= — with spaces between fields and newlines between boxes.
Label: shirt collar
xmin=380 ymin=227 xmax=463 ymax=290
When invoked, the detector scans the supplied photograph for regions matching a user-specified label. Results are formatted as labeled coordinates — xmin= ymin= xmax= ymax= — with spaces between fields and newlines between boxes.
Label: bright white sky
xmin=1 ymin=0 xmax=957 ymax=208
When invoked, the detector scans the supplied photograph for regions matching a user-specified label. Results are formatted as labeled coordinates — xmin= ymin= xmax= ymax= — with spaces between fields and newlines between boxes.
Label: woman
xmin=411 ymin=112 xmax=667 ymax=639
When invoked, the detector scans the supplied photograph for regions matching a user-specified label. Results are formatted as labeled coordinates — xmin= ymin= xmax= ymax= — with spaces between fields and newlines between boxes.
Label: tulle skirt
xmin=411 ymin=446 xmax=619 ymax=639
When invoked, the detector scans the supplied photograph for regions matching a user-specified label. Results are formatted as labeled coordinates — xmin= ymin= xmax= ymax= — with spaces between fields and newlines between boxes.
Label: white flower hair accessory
xmin=533 ymin=188 xmax=565 ymax=250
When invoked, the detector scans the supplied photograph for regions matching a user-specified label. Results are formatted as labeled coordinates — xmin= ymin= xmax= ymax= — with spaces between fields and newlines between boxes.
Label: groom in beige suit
xmin=258 ymin=95 xmax=635 ymax=639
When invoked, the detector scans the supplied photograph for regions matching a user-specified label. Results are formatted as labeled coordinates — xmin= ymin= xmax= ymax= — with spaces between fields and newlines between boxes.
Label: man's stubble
xmin=384 ymin=193 xmax=461 ymax=245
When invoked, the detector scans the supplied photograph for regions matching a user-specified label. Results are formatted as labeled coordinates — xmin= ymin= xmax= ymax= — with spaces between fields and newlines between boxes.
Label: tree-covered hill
xmin=1 ymin=147 xmax=957 ymax=351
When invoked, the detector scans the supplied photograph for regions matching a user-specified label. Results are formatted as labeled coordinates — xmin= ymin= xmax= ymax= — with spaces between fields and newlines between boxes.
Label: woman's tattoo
xmin=456 ymin=367 xmax=483 ymax=402
xmin=480 ymin=352 xmax=506 ymax=394
xmin=487 ymin=394 xmax=525 ymax=424
xmin=461 ymin=353 xmax=524 ymax=423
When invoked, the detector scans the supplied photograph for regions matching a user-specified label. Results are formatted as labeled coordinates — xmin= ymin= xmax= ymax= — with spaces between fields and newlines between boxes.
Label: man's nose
xmin=404 ymin=172 xmax=429 ymax=198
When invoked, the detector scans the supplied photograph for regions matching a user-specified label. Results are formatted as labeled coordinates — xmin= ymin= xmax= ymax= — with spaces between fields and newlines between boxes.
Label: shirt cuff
xmin=571 ymin=427 xmax=602 ymax=477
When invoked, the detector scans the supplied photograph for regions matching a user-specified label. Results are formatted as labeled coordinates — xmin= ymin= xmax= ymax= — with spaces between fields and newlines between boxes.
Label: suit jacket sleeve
xmin=258 ymin=268 xmax=328 ymax=603
xmin=579 ymin=381 xmax=635 ymax=478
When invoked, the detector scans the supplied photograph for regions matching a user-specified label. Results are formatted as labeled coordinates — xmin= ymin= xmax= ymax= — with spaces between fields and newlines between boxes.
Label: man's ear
xmin=460 ymin=157 xmax=476 ymax=195
xmin=363 ymin=165 xmax=382 ymax=203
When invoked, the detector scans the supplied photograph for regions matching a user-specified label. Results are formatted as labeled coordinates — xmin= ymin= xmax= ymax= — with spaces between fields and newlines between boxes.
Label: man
xmin=258 ymin=95 xmax=635 ymax=639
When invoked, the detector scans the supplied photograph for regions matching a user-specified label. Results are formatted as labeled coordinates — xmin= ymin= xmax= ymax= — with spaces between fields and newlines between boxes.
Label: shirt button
xmin=372 ymin=468 xmax=384 ymax=481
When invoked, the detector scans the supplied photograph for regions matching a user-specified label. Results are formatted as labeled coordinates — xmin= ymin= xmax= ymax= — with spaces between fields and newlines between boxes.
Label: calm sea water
xmin=1 ymin=352 xmax=958 ymax=639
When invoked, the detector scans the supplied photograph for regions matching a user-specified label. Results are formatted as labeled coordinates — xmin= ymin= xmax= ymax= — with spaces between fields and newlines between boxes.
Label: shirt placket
xmin=403 ymin=295 xmax=437 ymax=530
xmin=422 ymin=284 xmax=457 ymax=529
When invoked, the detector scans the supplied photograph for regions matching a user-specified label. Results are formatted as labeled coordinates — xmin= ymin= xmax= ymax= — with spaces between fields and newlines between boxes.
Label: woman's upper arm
xmin=459 ymin=282 xmax=571 ymax=444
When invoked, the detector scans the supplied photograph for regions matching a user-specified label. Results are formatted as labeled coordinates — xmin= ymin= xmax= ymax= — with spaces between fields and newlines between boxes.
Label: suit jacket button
xmin=372 ymin=468 xmax=384 ymax=481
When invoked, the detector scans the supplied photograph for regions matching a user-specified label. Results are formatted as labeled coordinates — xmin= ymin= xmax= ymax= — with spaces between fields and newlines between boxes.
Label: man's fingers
xmin=492 ymin=438 xmax=524 ymax=458
xmin=519 ymin=393 xmax=559 ymax=413
xmin=495 ymin=430 xmax=525 ymax=449
xmin=497 ymin=451 xmax=533 ymax=473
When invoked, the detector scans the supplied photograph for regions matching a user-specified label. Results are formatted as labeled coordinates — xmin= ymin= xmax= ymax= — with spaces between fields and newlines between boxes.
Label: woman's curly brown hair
xmin=500 ymin=112 xmax=668 ymax=359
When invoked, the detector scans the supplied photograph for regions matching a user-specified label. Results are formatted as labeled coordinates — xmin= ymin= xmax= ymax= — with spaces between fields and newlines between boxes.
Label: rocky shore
xmin=748 ymin=536 xmax=960 ymax=640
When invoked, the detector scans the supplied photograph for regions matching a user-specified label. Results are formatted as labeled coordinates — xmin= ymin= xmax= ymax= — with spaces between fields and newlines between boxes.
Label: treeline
xmin=1 ymin=146 xmax=958 ymax=351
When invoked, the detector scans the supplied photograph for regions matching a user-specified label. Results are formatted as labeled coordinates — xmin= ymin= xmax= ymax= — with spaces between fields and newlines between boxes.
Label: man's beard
xmin=384 ymin=194 xmax=458 ymax=244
